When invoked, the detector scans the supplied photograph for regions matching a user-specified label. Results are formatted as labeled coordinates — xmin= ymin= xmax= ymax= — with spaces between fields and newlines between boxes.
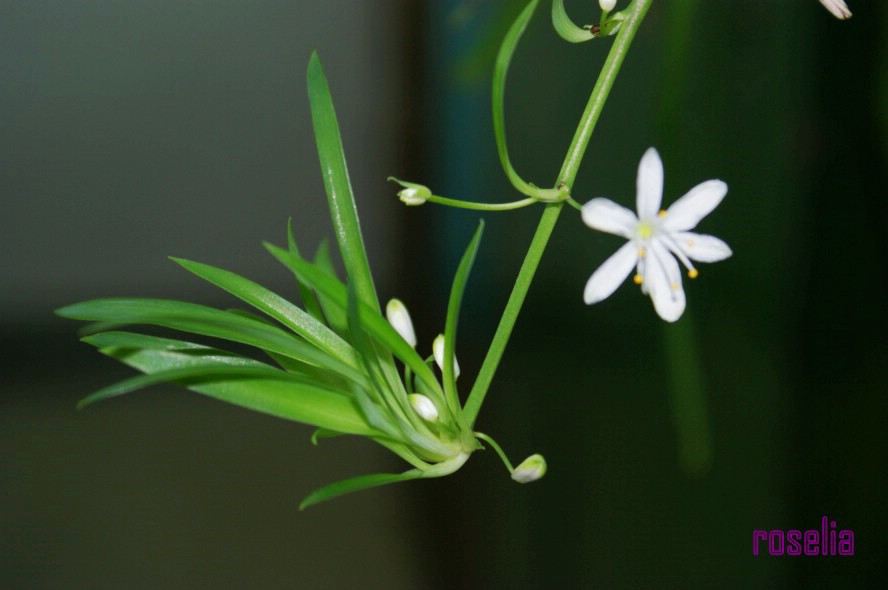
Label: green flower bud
xmin=511 ymin=453 xmax=547 ymax=483
xmin=388 ymin=177 xmax=431 ymax=206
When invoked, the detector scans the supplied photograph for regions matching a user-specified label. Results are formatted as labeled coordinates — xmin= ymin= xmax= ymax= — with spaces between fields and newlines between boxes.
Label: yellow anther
xmin=638 ymin=247 xmax=647 ymax=258
xmin=671 ymin=283 xmax=680 ymax=291
xmin=688 ymin=269 xmax=699 ymax=279
xmin=658 ymin=209 xmax=667 ymax=218
xmin=633 ymin=274 xmax=643 ymax=285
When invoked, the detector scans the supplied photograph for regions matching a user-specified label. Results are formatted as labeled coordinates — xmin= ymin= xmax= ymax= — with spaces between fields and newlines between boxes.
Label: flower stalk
xmin=464 ymin=0 xmax=654 ymax=426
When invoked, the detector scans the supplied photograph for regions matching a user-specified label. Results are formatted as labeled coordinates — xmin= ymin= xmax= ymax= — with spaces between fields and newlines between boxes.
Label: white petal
xmin=581 ymin=198 xmax=637 ymax=239
xmin=432 ymin=334 xmax=460 ymax=379
xmin=661 ymin=179 xmax=727 ymax=232
xmin=671 ymin=232 xmax=732 ymax=262
xmin=584 ymin=241 xmax=638 ymax=304
xmin=386 ymin=298 xmax=417 ymax=347
xmin=646 ymin=240 xmax=685 ymax=322
xmin=636 ymin=148 xmax=664 ymax=220
xmin=819 ymin=0 xmax=852 ymax=19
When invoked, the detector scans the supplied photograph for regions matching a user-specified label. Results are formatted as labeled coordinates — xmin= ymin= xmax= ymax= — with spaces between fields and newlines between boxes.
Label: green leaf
xmin=552 ymin=0 xmax=595 ymax=43
xmin=57 ymin=298 xmax=370 ymax=389
xmin=345 ymin=280 xmax=402 ymax=412
xmin=310 ymin=428 xmax=345 ymax=445
xmin=171 ymin=257 xmax=359 ymax=369
xmin=342 ymin=281 xmax=452 ymax=459
xmin=443 ymin=222 xmax=484 ymax=417
xmin=312 ymin=239 xmax=348 ymax=335
xmin=83 ymin=331 xmax=216 ymax=353
xmin=299 ymin=469 xmax=423 ymax=510
xmin=265 ymin=243 xmax=443 ymax=398
xmin=78 ymin=364 xmax=312 ymax=408
xmin=307 ymin=52 xmax=380 ymax=313
xmin=287 ymin=218 xmax=326 ymax=323
xmin=493 ymin=0 xmax=540 ymax=197
xmin=91 ymin=345 xmax=375 ymax=436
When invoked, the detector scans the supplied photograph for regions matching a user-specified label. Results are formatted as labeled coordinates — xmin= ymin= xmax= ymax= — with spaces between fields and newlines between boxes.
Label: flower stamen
xmin=660 ymin=233 xmax=698 ymax=278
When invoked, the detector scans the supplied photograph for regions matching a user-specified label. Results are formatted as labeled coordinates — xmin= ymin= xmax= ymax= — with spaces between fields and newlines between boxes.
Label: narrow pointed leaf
xmin=342 ymin=280 xmax=417 ymax=441
xmin=287 ymin=218 xmax=325 ymax=323
xmin=83 ymin=331 xmax=214 ymax=353
xmin=313 ymin=239 xmax=348 ymax=334
xmin=443 ymin=222 xmax=484 ymax=416
xmin=92 ymin=345 xmax=375 ymax=436
xmin=171 ymin=257 xmax=359 ymax=369
xmin=265 ymin=243 xmax=443 ymax=397
xmin=265 ymin=350 xmax=353 ymax=389
xmin=57 ymin=298 xmax=370 ymax=388
xmin=345 ymin=280 xmax=400 ymax=410
xmin=78 ymin=364 xmax=316 ymax=409
xmin=307 ymin=52 xmax=380 ymax=312
xmin=493 ymin=0 xmax=540 ymax=197
xmin=310 ymin=428 xmax=345 ymax=445
xmin=552 ymin=0 xmax=595 ymax=43
xmin=300 ymin=469 xmax=423 ymax=510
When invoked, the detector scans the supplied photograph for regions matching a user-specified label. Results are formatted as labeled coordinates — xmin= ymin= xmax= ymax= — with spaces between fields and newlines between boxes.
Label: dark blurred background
xmin=2 ymin=1 xmax=885 ymax=587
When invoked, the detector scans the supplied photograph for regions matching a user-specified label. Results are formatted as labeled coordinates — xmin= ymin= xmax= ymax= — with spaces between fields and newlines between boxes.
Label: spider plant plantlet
xmin=57 ymin=53 xmax=541 ymax=509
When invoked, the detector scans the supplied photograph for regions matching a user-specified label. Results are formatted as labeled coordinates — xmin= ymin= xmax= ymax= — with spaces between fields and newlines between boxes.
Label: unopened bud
xmin=599 ymin=0 xmax=617 ymax=12
xmin=386 ymin=298 xmax=416 ymax=348
xmin=511 ymin=454 xmax=547 ymax=483
xmin=432 ymin=334 xmax=460 ymax=379
xmin=388 ymin=177 xmax=431 ymax=206
xmin=818 ymin=0 xmax=851 ymax=19
xmin=408 ymin=394 xmax=438 ymax=422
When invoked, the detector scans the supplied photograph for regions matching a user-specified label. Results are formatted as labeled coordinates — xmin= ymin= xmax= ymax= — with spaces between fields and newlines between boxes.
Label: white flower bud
xmin=818 ymin=0 xmax=851 ymax=19
xmin=386 ymin=298 xmax=416 ymax=348
xmin=398 ymin=186 xmax=430 ymax=206
xmin=432 ymin=334 xmax=460 ymax=379
xmin=599 ymin=0 xmax=617 ymax=12
xmin=408 ymin=394 xmax=438 ymax=422
xmin=388 ymin=177 xmax=431 ymax=206
xmin=511 ymin=454 xmax=547 ymax=483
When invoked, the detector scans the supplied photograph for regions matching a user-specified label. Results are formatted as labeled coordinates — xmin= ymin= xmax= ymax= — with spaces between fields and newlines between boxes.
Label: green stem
xmin=428 ymin=194 xmax=537 ymax=211
xmin=463 ymin=0 xmax=653 ymax=426
xmin=474 ymin=431 xmax=515 ymax=473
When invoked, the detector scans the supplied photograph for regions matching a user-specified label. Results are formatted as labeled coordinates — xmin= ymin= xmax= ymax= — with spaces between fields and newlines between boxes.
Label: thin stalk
xmin=463 ymin=0 xmax=653 ymax=426
xmin=427 ymin=194 xmax=537 ymax=211
xmin=474 ymin=431 xmax=515 ymax=473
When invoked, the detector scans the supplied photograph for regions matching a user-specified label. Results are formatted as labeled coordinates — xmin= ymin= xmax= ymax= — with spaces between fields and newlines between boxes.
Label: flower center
xmin=637 ymin=221 xmax=655 ymax=239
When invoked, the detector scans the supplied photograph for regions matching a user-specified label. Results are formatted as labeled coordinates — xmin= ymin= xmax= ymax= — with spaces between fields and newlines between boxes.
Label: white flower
xmin=511 ymin=454 xmax=547 ymax=483
xmin=408 ymin=394 xmax=439 ymax=422
xmin=599 ymin=0 xmax=617 ymax=12
xmin=386 ymin=298 xmax=416 ymax=348
xmin=819 ymin=0 xmax=852 ymax=19
xmin=581 ymin=148 xmax=732 ymax=322
xmin=432 ymin=334 xmax=460 ymax=379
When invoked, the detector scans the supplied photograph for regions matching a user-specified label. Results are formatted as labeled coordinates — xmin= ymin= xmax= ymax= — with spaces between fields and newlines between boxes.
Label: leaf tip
xmin=307 ymin=50 xmax=322 ymax=77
